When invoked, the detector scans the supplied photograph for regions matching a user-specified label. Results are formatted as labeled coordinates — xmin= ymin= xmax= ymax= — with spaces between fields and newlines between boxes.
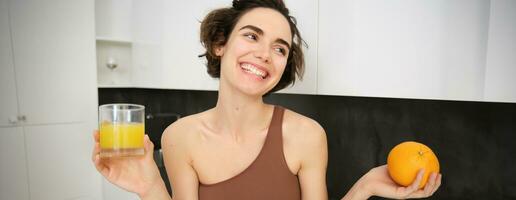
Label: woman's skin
xmin=92 ymin=7 xmax=441 ymax=200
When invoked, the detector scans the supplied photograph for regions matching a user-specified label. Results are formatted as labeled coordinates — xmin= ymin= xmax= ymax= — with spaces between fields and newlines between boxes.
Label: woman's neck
xmin=211 ymin=83 xmax=273 ymax=141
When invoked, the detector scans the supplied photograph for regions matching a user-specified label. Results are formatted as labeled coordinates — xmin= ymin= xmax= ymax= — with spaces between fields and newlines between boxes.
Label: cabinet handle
xmin=8 ymin=116 xmax=18 ymax=124
xmin=18 ymin=115 xmax=26 ymax=122
xmin=7 ymin=115 xmax=27 ymax=124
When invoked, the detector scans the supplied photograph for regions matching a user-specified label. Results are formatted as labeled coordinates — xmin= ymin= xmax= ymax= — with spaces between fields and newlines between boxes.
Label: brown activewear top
xmin=198 ymin=106 xmax=301 ymax=200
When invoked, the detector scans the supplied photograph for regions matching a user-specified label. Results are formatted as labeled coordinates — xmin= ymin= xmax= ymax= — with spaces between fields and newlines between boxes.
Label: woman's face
xmin=217 ymin=7 xmax=292 ymax=96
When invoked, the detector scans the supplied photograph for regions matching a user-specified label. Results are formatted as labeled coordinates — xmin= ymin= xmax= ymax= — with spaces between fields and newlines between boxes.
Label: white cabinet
xmin=130 ymin=0 xmax=163 ymax=88
xmin=96 ymin=1 xmax=516 ymax=101
xmin=0 ymin=0 xmax=101 ymax=199
xmin=0 ymin=127 xmax=29 ymax=200
xmin=318 ymin=0 xmax=490 ymax=101
xmin=159 ymin=0 xmax=226 ymax=91
xmin=95 ymin=0 xmax=134 ymax=86
xmin=0 ymin=0 xmax=19 ymax=127
xmin=484 ymin=0 xmax=516 ymax=103
xmin=9 ymin=0 xmax=99 ymax=125
xmin=96 ymin=0 xmax=221 ymax=90
xmin=95 ymin=0 xmax=133 ymax=41
xmin=279 ymin=0 xmax=318 ymax=94
xmin=24 ymin=123 xmax=100 ymax=200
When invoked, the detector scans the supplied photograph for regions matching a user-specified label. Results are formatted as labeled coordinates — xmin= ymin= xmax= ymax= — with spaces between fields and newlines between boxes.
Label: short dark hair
xmin=199 ymin=0 xmax=306 ymax=94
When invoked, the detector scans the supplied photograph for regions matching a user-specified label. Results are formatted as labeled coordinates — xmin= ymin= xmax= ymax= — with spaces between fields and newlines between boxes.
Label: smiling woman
xmin=199 ymin=0 xmax=305 ymax=95
xmin=92 ymin=1 xmax=441 ymax=200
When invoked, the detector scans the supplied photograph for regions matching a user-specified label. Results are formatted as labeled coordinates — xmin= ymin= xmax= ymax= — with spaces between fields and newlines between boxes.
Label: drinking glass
xmin=99 ymin=104 xmax=145 ymax=157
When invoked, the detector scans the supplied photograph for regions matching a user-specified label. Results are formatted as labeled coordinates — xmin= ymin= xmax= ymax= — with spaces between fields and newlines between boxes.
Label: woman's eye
xmin=275 ymin=47 xmax=287 ymax=56
xmin=244 ymin=33 xmax=257 ymax=40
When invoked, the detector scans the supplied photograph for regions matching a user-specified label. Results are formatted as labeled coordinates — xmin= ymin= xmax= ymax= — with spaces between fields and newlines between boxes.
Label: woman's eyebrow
xmin=239 ymin=25 xmax=264 ymax=35
xmin=275 ymin=38 xmax=291 ymax=51
xmin=239 ymin=25 xmax=291 ymax=51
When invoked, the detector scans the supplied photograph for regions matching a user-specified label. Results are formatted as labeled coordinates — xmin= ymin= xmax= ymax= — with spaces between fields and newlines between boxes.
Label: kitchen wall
xmin=99 ymin=88 xmax=516 ymax=199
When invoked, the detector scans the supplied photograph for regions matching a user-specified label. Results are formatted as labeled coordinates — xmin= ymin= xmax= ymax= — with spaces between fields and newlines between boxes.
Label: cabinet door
xmin=279 ymin=0 xmax=318 ymax=94
xmin=95 ymin=0 xmax=132 ymax=41
xmin=9 ymin=0 xmax=97 ymax=125
xmin=0 ymin=127 xmax=30 ymax=200
xmin=24 ymin=123 xmax=101 ymax=200
xmin=484 ymin=0 xmax=516 ymax=103
xmin=318 ymin=0 xmax=489 ymax=101
xmin=131 ymin=0 xmax=163 ymax=88
xmin=0 ymin=0 xmax=19 ymax=127
xmin=160 ymin=0 xmax=227 ymax=91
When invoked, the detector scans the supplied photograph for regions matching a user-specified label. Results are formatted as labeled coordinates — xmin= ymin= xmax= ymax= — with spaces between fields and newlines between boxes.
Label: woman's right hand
xmin=91 ymin=130 xmax=164 ymax=197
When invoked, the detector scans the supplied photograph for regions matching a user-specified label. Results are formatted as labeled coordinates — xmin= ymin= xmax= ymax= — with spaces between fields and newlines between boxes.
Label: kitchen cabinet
xmin=130 ymin=0 xmax=163 ymax=88
xmin=98 ymin=0 xmax=516 ymax=101
xmin=0 ymin=0 xmax=18 ymax=127
xmin=279 ymin=0 xmax=318 ymax=94
xmin=159 ymin=0 xmax=226 ymax=91
xmin=95 ymin=0 xmax=133 ymax=86
xmin=24 ymin=123 xmax=100 ymax=200
xmin=0 ymin=0 xmax=101 ymax=199
xmin=95 ymin=0 xmax=132 ymax=42
xmin=9 ymin=0 xmax=99 ymax=125
xmin=484 ymin=0 xmax=516 ymax=103
xmin=0 ymin=127 xmax=29 ymax=200
xmin=318 ymin=0 xmax=490 ymax=101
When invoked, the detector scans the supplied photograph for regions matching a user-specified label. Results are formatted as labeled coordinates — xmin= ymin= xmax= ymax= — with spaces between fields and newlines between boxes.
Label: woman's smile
xmin=239 ymin=62 xmax=269 ymax=80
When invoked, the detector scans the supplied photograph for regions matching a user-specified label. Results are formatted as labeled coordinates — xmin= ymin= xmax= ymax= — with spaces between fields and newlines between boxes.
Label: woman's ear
xmin=215 ymin=46 xmax=224 ymax=57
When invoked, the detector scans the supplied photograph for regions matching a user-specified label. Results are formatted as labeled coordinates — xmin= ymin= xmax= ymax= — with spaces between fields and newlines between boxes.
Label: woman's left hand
xmin=360 ymin=165 xmax=442 ymax=199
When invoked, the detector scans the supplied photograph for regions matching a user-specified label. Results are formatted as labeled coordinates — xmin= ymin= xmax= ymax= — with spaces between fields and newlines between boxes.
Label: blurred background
xmin=1 ymin=0 xmax=515 ymax=199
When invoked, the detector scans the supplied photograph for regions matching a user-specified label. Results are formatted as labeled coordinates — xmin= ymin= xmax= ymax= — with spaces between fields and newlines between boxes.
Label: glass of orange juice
xmin=99 ymin=104 xmax=145 ymax=157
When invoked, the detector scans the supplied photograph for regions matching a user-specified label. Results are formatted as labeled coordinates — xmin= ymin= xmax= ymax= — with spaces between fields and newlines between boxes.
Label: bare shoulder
xmin=161 ymin=111 xmax=206 ymax=151
xmin=281 ymin=108 xmax=327 ymax=173
xmin=161 ymin=112 xmax=204 ymax=198
xmin=282 ymin=108 xmax=327 ymax=144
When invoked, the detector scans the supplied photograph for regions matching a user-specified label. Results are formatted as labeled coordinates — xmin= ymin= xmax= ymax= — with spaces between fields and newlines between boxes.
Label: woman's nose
xmin=253 ymin=44 xmax=271 ymax=63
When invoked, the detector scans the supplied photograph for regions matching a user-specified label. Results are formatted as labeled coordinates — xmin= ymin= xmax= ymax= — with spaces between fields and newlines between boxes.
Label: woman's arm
xmin=161 ymin=120 xmax=200 ymax=200
xmin=340 ymin=175 xmax=370 ymax=200
xmin=138 ymin=180 xmax=172 ymax=200
xmin=287 ymin=111 xmax=441 ymax=200
xmin=287 ymin=113 xmax=329 ymax=200
xmin=298 ymin=124 xmax=329 ymax=200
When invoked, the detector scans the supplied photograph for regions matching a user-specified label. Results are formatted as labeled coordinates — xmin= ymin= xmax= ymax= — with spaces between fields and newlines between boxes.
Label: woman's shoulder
xmin=161 ymin=110 xmax=210 ymax=148
xmin=281 ymin=107 xmax=327 ymax=146
xmin=282 ymin=107 xmax=325 ymax=134
xmin=280 ymin=107 xmax=327 ymax=168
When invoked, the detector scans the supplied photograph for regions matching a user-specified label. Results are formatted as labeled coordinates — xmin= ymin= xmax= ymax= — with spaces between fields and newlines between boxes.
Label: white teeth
xmin=241 ymin=63 xmax=267 ymax=78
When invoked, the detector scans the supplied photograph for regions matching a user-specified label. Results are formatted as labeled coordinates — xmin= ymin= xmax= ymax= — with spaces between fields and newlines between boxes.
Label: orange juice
xmin=99 ymin=122 xmax=144 ymax=157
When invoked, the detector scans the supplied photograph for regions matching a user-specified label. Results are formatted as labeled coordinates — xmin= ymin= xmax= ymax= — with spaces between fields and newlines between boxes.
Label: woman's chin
xmin=241 ymin=88 xmax=269 ymax=97
xmin=231 ymin=84 xmax=271 ymax=98
xmin=234 ymin=79 xmax=275 ymax=97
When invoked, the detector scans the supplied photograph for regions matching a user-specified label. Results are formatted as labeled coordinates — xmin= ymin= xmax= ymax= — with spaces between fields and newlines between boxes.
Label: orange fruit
xmin=387 ymin=141 xmax=440 ymax=189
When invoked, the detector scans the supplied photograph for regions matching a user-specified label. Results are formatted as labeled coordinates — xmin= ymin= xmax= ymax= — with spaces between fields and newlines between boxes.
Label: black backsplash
xmin=99 ymin=88 xmax=516 ymax=199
